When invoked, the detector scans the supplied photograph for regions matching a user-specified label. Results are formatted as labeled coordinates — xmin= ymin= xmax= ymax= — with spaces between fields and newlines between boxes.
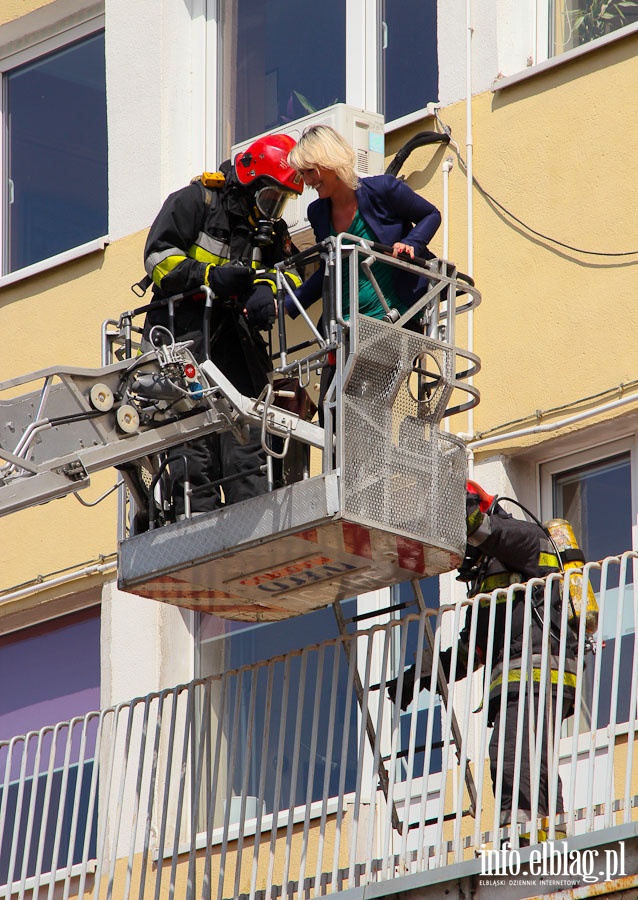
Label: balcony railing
xmin=1 ymin=551 xmax=637 ymax=899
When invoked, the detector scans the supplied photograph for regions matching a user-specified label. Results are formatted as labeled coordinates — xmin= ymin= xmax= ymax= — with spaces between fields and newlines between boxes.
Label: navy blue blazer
xmin=290 ymin=174 xmax=441 ymax=316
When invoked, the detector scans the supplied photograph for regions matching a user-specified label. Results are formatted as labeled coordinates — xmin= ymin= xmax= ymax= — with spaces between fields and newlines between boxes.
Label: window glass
xmin=229 ymin=0 xmax=346 ymax=145
xmin=383 ymin=0 xmax=438 ymax=122
xmin=552 ymin=452 xmax=632 ymax=563
xmin=550 ymin=450 xmax=634 ymax=728
xmin=548 ymin=0 xmax=638 ymax=56
xmin=0 ymin=606 xmax=101 ymax=740
xmin=0 ymin=607 xmax=100 ymax=882
xmin=198 ymin=601 xmax=358 ymax=818
xmin=391 ymin=578 xmax=442 ymax=780
xmin=4 ymin=30 xmax=107 ymax=274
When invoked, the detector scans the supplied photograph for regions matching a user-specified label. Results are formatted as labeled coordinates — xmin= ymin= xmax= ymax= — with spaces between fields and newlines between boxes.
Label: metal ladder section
xmin=333 ymin=580 xmax=477 ymax=835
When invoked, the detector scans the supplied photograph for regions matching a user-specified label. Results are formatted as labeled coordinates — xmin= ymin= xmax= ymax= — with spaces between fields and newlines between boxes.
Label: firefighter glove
xmin=208 ymin=263 xmax=254 ymax=299
xmin=387 ymin=665 xmax=416 ymax=709
xmin=387 ymin=650 xmax=434 ymax=710
xmin=244 ymin=283 xmax=277 ymax=330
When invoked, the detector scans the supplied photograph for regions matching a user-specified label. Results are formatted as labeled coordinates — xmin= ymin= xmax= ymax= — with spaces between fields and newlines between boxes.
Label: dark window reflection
xmin=199 ymin=601 xmax=358 ymax=816
xmin=6 ymin=31 xmax=108 ymax=273
xmin=383 ymin=0 xmax=438 ymax=122
xmin=553 ymin=453 xmax=632 ymax=563
xmin=233 ymin=0 xmax=346 ymax=144
xmin=553 ymin=452 xmax=634 ymax=729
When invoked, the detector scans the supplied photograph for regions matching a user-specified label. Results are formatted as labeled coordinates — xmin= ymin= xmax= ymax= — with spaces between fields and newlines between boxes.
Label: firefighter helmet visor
xmin=254 ymin=185 xmax=294 ymax=220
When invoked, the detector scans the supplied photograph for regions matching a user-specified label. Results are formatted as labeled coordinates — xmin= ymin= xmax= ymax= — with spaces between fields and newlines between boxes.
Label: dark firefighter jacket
xmin=142 ymin=161 xmax=299 ymax=397
xmin=441 ymin=506 xmax=579 ymax=722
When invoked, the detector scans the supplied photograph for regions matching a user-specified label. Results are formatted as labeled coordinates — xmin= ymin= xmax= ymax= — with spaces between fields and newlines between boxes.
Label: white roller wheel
xmin=116 ymin=404 xmax=140 ymax=434
xmin=89 ymin=382 xmax=115 ymax=412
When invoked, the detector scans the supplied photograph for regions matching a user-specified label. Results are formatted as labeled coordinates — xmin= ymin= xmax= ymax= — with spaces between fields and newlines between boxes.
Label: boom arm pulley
xmin=0 ymin=336 xmax=323 ymax=519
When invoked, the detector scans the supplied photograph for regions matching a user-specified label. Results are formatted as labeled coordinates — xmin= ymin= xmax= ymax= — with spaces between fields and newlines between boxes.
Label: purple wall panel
xmin=0 ymin=607 xmax=100 ymax=743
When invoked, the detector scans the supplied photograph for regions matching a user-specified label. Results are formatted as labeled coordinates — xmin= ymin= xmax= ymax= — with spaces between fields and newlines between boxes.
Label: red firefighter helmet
xmin=235 ymin=134 xmax=302 ymax=221
xmin=235 ymin=134 xmax=303 ymax=195
xmin=466 ymin=479 xmax=496 ymax=513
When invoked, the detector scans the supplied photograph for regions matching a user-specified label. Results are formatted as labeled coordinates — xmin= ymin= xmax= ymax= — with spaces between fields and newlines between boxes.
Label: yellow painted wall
xmin=0 ymin=0 xmax=58 ymax=27
xmin=387 ymin=32 xmax=638 ymax=453
xmin=63 ymin=814 xmax=351 ymax=900
xmin=0 ymin=233 xmax=147 ymax=597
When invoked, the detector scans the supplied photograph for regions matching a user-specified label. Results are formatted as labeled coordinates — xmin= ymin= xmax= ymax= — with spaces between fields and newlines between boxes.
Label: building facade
xmin=1 ymin=1 xmax=637 ymax=898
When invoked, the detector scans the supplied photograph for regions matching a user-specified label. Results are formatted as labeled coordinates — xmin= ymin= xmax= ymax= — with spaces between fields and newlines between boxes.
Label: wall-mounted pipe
xmin=442 ymin=157 xmax=454 ymax=260
xmin=0 ymin=560 xmax=117 ymax=607
xmin=466 ymin=0 xmax=475 ymax=447
xmin=461 ymin=392 xmax=638 ymax=452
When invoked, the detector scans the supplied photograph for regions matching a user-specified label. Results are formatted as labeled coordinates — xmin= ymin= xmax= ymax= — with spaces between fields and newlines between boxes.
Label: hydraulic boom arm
xmin=0 ymin=337 xmax=324 ymax=519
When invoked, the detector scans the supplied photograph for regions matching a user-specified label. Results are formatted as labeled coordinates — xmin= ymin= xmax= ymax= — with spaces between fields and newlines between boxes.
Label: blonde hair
xmin=288 ymin=125 xmax=359 ymax=190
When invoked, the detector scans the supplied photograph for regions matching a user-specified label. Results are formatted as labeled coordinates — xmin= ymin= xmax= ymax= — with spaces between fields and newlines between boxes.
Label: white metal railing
xmin=1 ymin=551 xmax=638 ymax=899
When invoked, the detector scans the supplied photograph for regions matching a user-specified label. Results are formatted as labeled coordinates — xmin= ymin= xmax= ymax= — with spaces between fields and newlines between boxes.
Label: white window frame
xmin=346 ymin=0 xmax=381 ymax=114
xmin=537 ymin=0 xmax=638 ymax=63
xmin=0 ymin=7 xmax=107 ymax=286
xmin=494 ymin=4 xmax=638 ymax=91
xmin=538 ymin=433 xmax=638 ymax=551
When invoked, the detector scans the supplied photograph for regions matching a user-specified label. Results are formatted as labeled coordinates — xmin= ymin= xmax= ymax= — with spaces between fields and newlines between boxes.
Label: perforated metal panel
xmin=342 ymin=315 xmax=467 ymax=554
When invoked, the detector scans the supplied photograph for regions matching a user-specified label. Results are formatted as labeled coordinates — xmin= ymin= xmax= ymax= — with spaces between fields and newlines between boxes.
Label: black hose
xmin=385 ymin=131 xmax=450 ymax=178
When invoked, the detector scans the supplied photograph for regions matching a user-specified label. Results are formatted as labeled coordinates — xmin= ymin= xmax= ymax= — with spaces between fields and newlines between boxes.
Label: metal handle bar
xmin=368 ymin=242 xmax=475 ymax=288
xmin=120 ymin=285 xmax=210 ymax=323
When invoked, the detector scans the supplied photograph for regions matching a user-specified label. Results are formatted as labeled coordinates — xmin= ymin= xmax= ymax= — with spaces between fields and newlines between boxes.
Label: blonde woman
xmin=287 ymin=124 xmax=441 ymax=321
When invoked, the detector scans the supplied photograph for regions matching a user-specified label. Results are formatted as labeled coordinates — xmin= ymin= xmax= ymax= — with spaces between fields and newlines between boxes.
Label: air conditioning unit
xmin=231 ymin=104 xmax=385 ymax=237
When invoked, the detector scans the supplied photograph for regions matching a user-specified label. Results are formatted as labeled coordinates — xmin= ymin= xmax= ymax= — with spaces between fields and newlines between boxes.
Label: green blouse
xmin=333 ymin=211 xmax=405 ymax=320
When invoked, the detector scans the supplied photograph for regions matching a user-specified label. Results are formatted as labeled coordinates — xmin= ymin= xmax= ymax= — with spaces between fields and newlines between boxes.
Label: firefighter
xmin=389 ymin=481 xmax=578 ymax=843
xmin=141 ymin=134 xmax=303 ymax=516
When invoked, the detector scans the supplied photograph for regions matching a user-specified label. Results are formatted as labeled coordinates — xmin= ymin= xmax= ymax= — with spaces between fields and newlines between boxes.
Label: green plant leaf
xmin=293 ymin=91 xmax=317 ymax=114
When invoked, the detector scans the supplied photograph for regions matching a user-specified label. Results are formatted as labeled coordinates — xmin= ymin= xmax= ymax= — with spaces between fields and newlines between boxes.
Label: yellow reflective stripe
xmin=480 ymin=572 xmax=522 ymax=593
xmin=490 ymin=668 xmax=578 ymax=691
xmin=478 ymin=589 xmax=514 ymax=607
xmin=196 ymin=233 xmax=229 ymax=258
xmin=284 ymin=271 xmax=302 ymax=288
xmin=254 ymin=277 xmax=277 ymax=295
xmin=187 ymin=232 xmax=231 ymax=268
xmin=188 ymin=243 xmax=227 ymax=266
xmin=254 ymin=270 xmax=302 ymax=294
xmin=539 ymin=552 xmax=559 ymax=568
xmin=153 ymin=254 xmax=186 ymax=287
xmin=146 ymin=247 xmax=183 ymax=285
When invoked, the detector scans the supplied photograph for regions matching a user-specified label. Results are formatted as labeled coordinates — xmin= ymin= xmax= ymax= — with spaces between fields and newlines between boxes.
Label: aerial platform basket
xmin=0 ymin=239 xmax=479 ymax=621
xmin=118 ymin=455 xmax=466 ymax=621
xmin=118 ymin=304 xmax=471 ymax=621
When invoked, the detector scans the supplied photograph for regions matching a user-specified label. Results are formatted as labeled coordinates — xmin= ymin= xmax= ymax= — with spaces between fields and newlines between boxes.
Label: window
xmin=382 ymin=0 xmax=438 ymax=124
xmin=219 ymin=0 xmax=438 ymax=150
xmin=547 ymin=0 xmax=638 ymax=57
xmin=551 ymin=452 xmax=633 ymax=563
xmin=0 ymin=607 xmax=101 ymax=882
xmin=223 ymin=0 xmax=346 ymax=146
xmin=197 ymin=601 xmax=358 ymax=822
xmin=1 ymin=27 xmax=107 ymax=275
xmin=541 ymin=439 xmax=637 ymax=727
xmin=391 ymin=578 xmax=442 ymax=780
